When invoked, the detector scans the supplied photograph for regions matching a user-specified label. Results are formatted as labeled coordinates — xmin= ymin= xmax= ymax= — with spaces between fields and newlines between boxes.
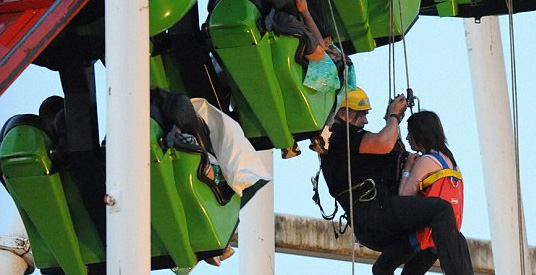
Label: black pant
xmin=339 ymin=195 xmax=473 ymax=275
xmin=373 ymin=238 xmax=437 ymax=275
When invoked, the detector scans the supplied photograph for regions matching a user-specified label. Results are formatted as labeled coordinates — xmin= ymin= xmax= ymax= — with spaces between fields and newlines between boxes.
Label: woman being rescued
xmin=372 ymin=111 xmax=473 ymax=274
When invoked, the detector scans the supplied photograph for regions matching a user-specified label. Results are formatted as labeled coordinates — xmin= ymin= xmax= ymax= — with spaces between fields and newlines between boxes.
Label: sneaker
xmin=220 ymin=246 xmax=235 ymax=261
xmin=204 ymin=257 xmax=221 ymax=266
xmin=309 ymin=136 xmax=327 ymax=155
xmin=281 ymin=142 xmax=301 ymax=159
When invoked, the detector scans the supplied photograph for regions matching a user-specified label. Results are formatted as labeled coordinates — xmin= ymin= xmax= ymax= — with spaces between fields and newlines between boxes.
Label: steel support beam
xmin=231 ymin=214 xmax=536 ymax=274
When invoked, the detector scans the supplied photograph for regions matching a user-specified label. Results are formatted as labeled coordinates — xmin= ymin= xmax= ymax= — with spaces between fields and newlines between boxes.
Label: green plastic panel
xmin=150 ymin=49 xmax=172 ymax=91
xmin=149 ymin=0 xmax=197 ymax=36
xmin=327 ymin=0 xmax=376 ymax=52
xmin=210 ymin=0 xmax=293 ymax=148
xmin=172 ymin=150 xmax=240 ymax=251
xmin=327 ymin=0 xmax=421 ymax=52
xmin=150 ymin=45 xmax=188 ymax=94
xmin=368 ymin=0 xmax=421 ymax=39
xmin=213 ymin=37 xmax=294 ymax=148
xmin=208 ymin=0 xmax=262 ymax=49
xmin=209 ymin=0 xmax=341 ymax=148
xmin=430 ymin=0 xmax=474 ymax=17
xmin=0 ymin=126 xmax=87 ymax=275
xmin=1 ymin=120 xmax=241 ymax=273
xmin=270 ymin=35 xmax=335 ymax=133
xmin=149 ymin=119 xmax=197 ymax=268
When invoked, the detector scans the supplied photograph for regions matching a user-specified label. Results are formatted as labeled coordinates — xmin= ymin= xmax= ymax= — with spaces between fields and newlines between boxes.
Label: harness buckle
xmin=356 ymin=179 xmax=377 ymax=202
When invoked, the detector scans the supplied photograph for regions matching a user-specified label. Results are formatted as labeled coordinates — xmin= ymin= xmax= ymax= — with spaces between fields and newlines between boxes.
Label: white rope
xmin=396 ymin=0 xmax=411 ymax=90
xmin=388 ymin=0 xmax=396 ymax=100
xmin=505 ymin=0 xmax=526 ymax=272
xmin=203 ymin=64 xmax=224 ymax=111
xmin=326 ymin=0 xmax=356 ymax=273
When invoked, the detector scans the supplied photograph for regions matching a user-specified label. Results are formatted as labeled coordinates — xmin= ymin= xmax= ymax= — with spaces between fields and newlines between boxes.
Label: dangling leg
xmin=401 ymin=249 xmax=438 ymax=275
xmin=373 ymin=237 xmax=414 ymax=275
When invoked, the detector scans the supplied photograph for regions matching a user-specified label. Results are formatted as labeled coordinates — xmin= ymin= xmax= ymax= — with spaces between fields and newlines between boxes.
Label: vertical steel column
xmin=105 ymin=0 xmax=150 ymax=274
xmin=464 ymin=16 xmax=531 ymax=274
xmin=239 ymin=149 xmax=275 ymax=275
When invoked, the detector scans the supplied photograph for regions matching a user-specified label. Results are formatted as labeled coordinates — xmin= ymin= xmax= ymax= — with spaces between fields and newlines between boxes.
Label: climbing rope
xmin=388 ymin=0 xmax=396 ymax=101
xmin=388 ymin=0 xmax=419 ymax=114
xmin=326 ymin=0 xmax=356 ymax=273
xmin=505 ymin=0 xmax=526 ymax=272
xmin=396 ymin=0 xmax=411 ymax=91
xmin=203 ymin=63 xmax=224 ymax=111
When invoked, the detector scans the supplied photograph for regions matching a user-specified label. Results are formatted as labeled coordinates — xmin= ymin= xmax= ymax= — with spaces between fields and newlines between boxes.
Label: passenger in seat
xmin=160 ymin=92 xmax=236 ymax=266
xmin=276 ymin=0 xmax=355 ymax=158
xmin=271 ymin=0 xmax=325 ymax=64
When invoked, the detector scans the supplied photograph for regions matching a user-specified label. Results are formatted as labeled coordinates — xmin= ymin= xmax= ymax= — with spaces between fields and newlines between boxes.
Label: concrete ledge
xmin=231 ymin=213 xmax=535 ymax=274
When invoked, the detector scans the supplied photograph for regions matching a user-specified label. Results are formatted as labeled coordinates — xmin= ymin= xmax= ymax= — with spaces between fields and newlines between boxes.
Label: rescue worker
xmin=320 ymin=88 xmax=472 ymax=274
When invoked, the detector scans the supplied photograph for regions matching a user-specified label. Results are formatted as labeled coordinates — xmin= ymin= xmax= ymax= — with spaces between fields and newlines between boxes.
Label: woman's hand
xmin=404 ymin=153 xmax=419 ymax=171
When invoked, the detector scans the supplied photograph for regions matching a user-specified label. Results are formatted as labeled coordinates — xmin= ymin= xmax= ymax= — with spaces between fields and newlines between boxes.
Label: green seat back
xmin=326 ymin=0 xmax=375 ymax=52
xmin=0 ymin=124 xmax=104 ymax=275
xmin=209 ymin=0 xmax=337 ymax=148
xmin=367 ymin=0 xmax=421 ymax=39
xmin=423 ymin=0 xmax=476 ymax=17
xmin=149 ymin=119 xmax=197 ymax=268
xmin=0 ymin=118 xmax=240 ymax=273
xmin=270 ymin=35 xmax=336 ymax=133
xmin=171 ymin=148 xmax=240 ymax=252
xmin=328 ymin=0 xmax=421 ymax=52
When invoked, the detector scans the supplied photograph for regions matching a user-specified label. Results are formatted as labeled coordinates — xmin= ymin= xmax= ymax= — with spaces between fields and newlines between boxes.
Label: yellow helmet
xmin=340 ymin=87 xmax=371 ymax=111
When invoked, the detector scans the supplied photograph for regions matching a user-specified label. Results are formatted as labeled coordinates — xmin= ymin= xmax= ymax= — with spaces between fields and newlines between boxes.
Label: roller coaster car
xmin=148 ymin=0 xmax=420 ymax=150
xmin=0 ymin=95 xmax=240 ymax=274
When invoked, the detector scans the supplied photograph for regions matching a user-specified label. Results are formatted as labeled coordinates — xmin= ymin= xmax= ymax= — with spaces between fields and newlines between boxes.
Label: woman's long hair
xmin=407 ymin=111 xmax=456 ymax=166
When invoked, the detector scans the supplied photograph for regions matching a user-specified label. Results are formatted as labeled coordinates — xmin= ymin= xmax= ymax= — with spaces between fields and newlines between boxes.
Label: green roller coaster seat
xmin=0 ymin=115 xmax=104 ymax=275
xmin=209 ymin=0 xmax=292 ymax=149
xmin=0 ymin=114 xmax=240 ymax=274
xmin=171 ymin=147 xmax=240 ymax=253
xmin=326 ymin=0 xmax=421 ymax=53
xmin=325 ymin=0 xmax=375 ymax=52
xmin=270 ymin=35 xmax=336 ymax=133
xmin=367 ymin=0 xmax=421 ymax=40
xmin=209 ymin=0 xmax=337 ymax=149
xmin=149 ymin=118 xmax=197 ymax=269
xmin=423 ymin=0 xmax=476 ymax=17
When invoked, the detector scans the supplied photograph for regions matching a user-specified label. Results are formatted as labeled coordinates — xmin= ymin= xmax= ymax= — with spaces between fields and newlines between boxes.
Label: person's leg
xmin=390 ymin=196 xmax=467 ymax=275
xmin=401 ymin=249 xmax=438 ymax=275
xmin=458 ymin=232 xmax=474 ymax=275
xmin=373 ymin=237 xmax=414 ymax=275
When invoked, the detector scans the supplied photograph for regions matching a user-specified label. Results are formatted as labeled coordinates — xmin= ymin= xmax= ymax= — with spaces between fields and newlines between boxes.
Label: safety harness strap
xmin=419 ymin=152 xmax=462 ymax=190
xmin=419 ymin=169 xmax=462 ymax=190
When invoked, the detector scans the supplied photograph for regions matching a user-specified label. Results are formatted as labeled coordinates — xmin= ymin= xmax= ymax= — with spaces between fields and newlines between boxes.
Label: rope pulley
xmin=406 ymin=88 xmax=420 ymax=114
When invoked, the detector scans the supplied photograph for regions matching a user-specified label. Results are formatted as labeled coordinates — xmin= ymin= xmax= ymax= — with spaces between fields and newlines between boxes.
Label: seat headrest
xmin=163 ymin=93 xmax=198 ymax=134
xmin=39 ymin=96 xmax=64 ymax=141
xmin=150 ymin=88 xmax=171 ymax=132
xmin=1 ymin=114 xmax=43 ymax=142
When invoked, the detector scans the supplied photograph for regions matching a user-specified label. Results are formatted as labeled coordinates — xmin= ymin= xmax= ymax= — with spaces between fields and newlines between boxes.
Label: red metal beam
xmin=0 ymin=0 xmax=89 ymax=96
xmin=0 ymin=0 xmax=54 ymax=13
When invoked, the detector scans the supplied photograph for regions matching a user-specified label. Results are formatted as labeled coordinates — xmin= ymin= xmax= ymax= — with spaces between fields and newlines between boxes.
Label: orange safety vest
xmin=409 ymin=152 xmax=464 ymax=251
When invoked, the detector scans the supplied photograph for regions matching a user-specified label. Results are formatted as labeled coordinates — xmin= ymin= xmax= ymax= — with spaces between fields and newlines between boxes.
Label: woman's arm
xmin=399 ymin=154 xmax=443 ymax=196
